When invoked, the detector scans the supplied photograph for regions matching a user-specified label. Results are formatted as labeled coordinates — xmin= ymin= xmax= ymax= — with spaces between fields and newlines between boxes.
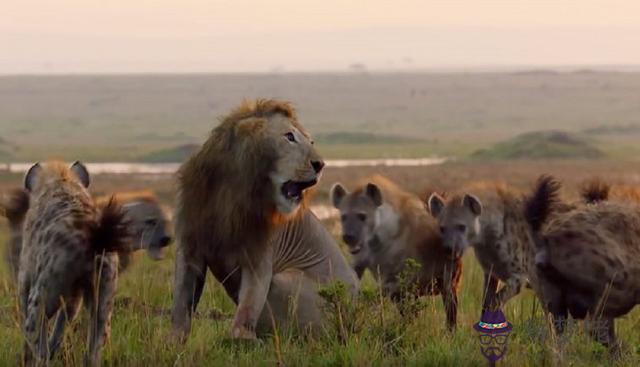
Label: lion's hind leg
xmin=258 ymin=270 xmax=323 ymax=337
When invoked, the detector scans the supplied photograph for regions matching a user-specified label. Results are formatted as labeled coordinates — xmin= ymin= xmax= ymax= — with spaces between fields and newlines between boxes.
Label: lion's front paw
xmin=231 ymin=326 xmax=257 ymax=340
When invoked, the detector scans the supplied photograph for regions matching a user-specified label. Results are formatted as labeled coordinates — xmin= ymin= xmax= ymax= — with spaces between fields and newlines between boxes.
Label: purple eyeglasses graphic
xmin=474 ymin=309 xmax=512 ymax=363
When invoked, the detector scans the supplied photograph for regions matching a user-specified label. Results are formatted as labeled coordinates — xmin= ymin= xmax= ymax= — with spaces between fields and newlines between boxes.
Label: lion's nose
xmin=311 ymin=160 xmax=325 ymax=173
xmin=342 ymin=234 xmax=358 ymax=245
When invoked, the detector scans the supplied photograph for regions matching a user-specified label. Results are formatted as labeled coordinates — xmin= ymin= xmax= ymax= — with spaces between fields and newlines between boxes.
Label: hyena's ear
xmin=70 ymin=161 xmax=90 ymax=188
xmin=365 ymin=183 xmax=383 ymax=207
xmin=330 ymin=183 xmax=347 ymax=208
xmin=24 ymin=162 xmax=42 ymax=192
xmin=427 ymin=193 xmax=445 ymax=217
xmin=463 ymin=194 xmax=482 ymax=216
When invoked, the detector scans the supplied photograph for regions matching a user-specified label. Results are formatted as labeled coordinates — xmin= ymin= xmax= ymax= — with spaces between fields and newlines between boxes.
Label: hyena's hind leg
xmin=19 ymin=276 xmax=35 ymax=366
xmin=582 ymin=314 xmax=620 ymax=352
xmin=85 ymin=253 xmax=118 ymax=367
xmin=23 ymin=276 xmax=63 ymax=365
xmin=48 ymin=293 xmax=83 ymax=360
xmin=535 ymin=270 xmax=568 ymax=335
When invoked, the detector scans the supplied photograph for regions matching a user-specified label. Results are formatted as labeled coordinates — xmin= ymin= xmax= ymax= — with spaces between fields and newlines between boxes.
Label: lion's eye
xmin=285 ymin=132 xmax=296 ymax=142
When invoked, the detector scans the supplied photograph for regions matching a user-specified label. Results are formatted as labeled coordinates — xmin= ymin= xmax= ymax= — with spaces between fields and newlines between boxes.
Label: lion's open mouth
xmin=281 ymin=179 xmax=317 ymax=203
xmin=348 ymin=244 xmax=362 ymax=255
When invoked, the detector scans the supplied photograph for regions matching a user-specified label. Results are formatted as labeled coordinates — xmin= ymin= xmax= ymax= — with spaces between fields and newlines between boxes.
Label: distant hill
xmin=582 ymin=123 xmax=640 ymax=136
xmin=139 ymin=144 xmax=199 ymax=163
xmin=315 ymin=132 xmax=423 ymax=144
xmin=472 ymin=131 xmax=605 ymax=160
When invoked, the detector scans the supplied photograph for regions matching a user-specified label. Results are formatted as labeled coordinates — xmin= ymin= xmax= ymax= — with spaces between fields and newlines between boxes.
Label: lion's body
xmin=171 ymin=99 xmax=357 ymax=339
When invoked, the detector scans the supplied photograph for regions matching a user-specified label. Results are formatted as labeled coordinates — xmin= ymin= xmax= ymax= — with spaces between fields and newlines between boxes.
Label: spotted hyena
xmin=331 ymin=175 xmax=462 ymax=330
xmin=427 ymin=176 xmax=607 ymax=312
xmin=527 ymin=178 xmax=639 ymax=350
xmin=19 ymin=161 xmax=129 ymax=366
xmin=2 ymin=190 xmax=172 ymax=280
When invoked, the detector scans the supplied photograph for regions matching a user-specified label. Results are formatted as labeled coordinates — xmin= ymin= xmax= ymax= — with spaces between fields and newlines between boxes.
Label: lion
xmin=171 ymin=99 xmax=358 ymax=339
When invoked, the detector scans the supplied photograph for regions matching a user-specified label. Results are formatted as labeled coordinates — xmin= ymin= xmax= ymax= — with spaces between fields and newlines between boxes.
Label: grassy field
xmin=1 ymin=161 xmax=639 ymax=366
xmin=2 ymin=71 xmax=640 ymax=161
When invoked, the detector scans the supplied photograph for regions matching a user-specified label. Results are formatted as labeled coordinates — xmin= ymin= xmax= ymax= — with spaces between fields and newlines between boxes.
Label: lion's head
xmin=177 ymin=99 xmax=324 ymax=261
xmin=219 ymin=99 xmax=323 ymax=216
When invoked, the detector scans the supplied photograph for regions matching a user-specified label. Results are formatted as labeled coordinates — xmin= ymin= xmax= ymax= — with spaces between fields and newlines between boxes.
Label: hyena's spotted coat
xmin=427 ymin=177 xmax=607 ymax=311
xmin=18 ymin=161 xmax=129 ymax=366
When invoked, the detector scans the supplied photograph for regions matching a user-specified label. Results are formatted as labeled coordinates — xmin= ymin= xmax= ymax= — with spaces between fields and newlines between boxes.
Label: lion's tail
xmin=1 ymin=188 xmax=30 ymax=227
xmin=90 ymin=197 xmax=131 ymax=255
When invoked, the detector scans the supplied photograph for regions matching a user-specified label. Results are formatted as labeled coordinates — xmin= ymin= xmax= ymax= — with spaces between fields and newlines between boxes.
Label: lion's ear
xmin=331 ymin=183 xmax=347 ymax=208
xmin=365 ymin=183 xmax=383 ymax=207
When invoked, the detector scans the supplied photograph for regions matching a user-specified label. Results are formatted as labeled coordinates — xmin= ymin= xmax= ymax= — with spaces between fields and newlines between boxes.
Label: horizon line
xmin=3 ymin=63 xmax=640 ymax=77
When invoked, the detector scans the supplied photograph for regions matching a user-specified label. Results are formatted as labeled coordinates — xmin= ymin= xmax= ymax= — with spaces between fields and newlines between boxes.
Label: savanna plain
xmin=0 ymin=72 xmax=639 ymax=366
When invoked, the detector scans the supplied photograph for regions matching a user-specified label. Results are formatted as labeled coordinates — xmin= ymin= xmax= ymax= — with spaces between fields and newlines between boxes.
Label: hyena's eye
xmin=439 ymin=226 xmax=446 ymax=233
xmin=357 ymin=213 xmax=367 ymax=221
xmin=340 ymin=214 xmax=347 ymax=222
xmin=284 ymin=132 xmax=296 ymax=142
xmin=456 ymin=224 xmax=467 ymax=232
xmin=145 ymin=218 xmax=158 ymax=227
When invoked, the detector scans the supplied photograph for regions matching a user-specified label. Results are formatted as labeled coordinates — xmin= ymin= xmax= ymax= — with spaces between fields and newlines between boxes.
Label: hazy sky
xmin=3 ymin=0 xmax=640 ymax=73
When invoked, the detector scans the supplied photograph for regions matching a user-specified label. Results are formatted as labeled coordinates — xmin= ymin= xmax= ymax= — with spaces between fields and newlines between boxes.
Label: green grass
xmin=1 ymin=223 xmax=638 ymax=366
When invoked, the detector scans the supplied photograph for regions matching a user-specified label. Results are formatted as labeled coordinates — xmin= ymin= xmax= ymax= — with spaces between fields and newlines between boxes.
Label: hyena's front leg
xmin=481 ymin=272 xmax=500 ymax=311
xmin=48 ymin=294 xmax=83 ymax=360
xmin=86 ymin=253 xmax=118 ymax=367
xmin=170 ymin=246 xmax=207 ymax=340
xmin=231 ymin=250 xmax=273 ymax=339
xmin=441 ymin=263 xmax=460 ymax=330
xmin=495 ymin=276 xmax=523 ymax=307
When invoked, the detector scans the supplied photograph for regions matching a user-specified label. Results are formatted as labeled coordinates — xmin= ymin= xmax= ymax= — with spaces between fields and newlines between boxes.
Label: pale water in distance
xmin=3 ymin=158 xmax=446 ymax=220
xmin=3 ymin=158 xmax=446 ymax=175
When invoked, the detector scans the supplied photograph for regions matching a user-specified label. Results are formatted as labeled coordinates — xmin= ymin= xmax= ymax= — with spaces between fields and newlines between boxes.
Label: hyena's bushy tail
xmin=579 ymin=177 xmax=610 ymax=204
xmin=90 ymin=197 xmax=131 ymax=254
xmin=1 ymin=188 xmax=30 ymax=227
xmin=524 ymin=175 xmax=562 ymax=270
xmin=524 ymin=175 xmax=562 ymax=233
